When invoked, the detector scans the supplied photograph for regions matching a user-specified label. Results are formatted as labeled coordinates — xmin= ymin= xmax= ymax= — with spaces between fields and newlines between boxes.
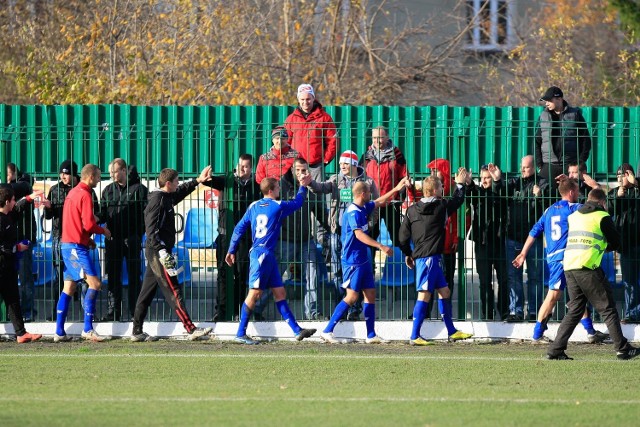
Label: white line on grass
xmin=0 ymin=353 xmax=629 ymax=363
xmin=0 ymin=396 xmax=638 ymax=405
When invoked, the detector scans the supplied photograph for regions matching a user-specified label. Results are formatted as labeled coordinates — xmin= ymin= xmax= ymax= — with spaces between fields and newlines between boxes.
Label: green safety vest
xmin=564 ymin=210 xmax=609 ymax=271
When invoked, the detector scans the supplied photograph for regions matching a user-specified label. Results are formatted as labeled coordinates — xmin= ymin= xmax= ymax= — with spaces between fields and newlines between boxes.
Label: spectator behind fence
xmin=6 ymin=163 xmax=37 ymax=322
xmin=309 ymin=150 xmax=379 ymax=321
xmin=320 ymin=178 xmax=410 ymax=344
xmin=564 ymin=162 xmax=600 ymax=201
xmin=0 ymin=184 xmax=42 ymax=343
xmin=225 ymin=176 xmax=317 ymax=345
xmin=399 ymin=171 xmax=473 ymax=346
xmin=535 ymin=86 xmax=592 ymax=185
xmin=255 ymin=126 xmax=300 ymax=184
xmin=208 ymin=154 xmax=261 ymax=322
xmin=499 ymin=155 xmax=547 ymax=322
xmin=55 ymin=164 xmax=112 ymax=343
xmin=466 ymin=164 xmax=509 ymax=320
xmin=608 ymin=163 xmax=640 ymax=323
xmin=547 ymin=188 xmax=639 ymax=360
xmin=284 ymin=83 xmax=337 ymax=182
xmin=100 ymin=159 xmax=148 ymax=322
xmin=43 ymin=160 xmax=81 ymax=320
xmin=512 ymin=178 xmax=609 ymax=344
xmin=253 ymin=159 xmax=327 ymax=321
xmin=360 ymin=126 xmax=408 ymax=247
xmin=131 ymin=167 xmax=214 ymax=342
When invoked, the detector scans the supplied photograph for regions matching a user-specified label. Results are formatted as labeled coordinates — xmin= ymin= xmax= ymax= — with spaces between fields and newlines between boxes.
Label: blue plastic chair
xmin=377 ymin=219 xmax=392 ymax=246
xmin=179 ymin=208 xmax=218 ymax=248
xmin=32 ymin=241 xmax=57 ymax=286
xmin=601 ymin=252 xmax=619 ymax=287
xmin=379 ymin=247 xmax=415 ymax=287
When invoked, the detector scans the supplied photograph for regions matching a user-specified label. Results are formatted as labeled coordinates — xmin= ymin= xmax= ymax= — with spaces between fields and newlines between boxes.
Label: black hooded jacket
xmin=101 ymin=165 xmax=148 ymax=239
xmin=399 ymin=184 xmax=465 ymax=259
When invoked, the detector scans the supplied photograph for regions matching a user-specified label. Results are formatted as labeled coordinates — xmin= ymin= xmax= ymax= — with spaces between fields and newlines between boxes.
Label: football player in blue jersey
xmin=513 ymin=177 xmax=609 ymax=344
xmin=399 ymin=169 xmax=474 ymax=346
xmin=320 ymin=177 xmax=410 ymax=344
xmin=225 ymin=174 xmax=316 ymax=344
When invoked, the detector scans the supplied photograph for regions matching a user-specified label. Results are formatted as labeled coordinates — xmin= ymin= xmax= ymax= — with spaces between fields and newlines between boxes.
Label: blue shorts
xmin=248 ymin=248 xmax=283 ymax=290
xmin=415 ymin=255 xmax=447 ymax=293
xmin=547 ymin=261 xmax=566 ymax=291
xmin=341 ymin=262 xmax=375 ymax=292
xmin=61 ymin=243 xmax=98 ymax=281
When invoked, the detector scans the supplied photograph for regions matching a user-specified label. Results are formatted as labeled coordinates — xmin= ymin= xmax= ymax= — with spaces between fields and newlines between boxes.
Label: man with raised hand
xmin=131 ymin=166 xmax=214 ymax=342
xmin=399 ymin=168 xmax=473 ymax=345
xmin=320 ymin=177 xmax=410 ymax=344
xmin=513 ymin=178 xmax=609 ymax=344
xmin=225 ymin=174 xmax=316 ymax=345
xmin=55 ymin=164 xmax=111 ymax=342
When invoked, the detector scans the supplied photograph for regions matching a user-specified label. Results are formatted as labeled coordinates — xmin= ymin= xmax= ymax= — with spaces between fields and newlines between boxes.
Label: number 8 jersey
xmin=227 ymin=186 xmax=307 ymax=254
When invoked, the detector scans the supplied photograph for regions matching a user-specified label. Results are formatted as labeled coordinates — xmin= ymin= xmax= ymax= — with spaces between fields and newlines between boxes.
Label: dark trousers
xmin=475 ymin=242 xmax=509 ymax=320
xmin=215 ymin=234 xmax=249 ymax=319
xmin=0 ymin=267 xmax=27 ymax=336
xmin=371 ymin=203 xmax=403 ymax=246
xmin=132 ymin=247 xmax=195 ymax=334
xmin=549 ymin=268 xmax=629 ymax=356
xmin=538 ymin=163 xmax=564 ymax=189
xmin=429 ymin=252 xmax=456 ymax=317
xmin=105 ymin=236 xmax=143 ymax=320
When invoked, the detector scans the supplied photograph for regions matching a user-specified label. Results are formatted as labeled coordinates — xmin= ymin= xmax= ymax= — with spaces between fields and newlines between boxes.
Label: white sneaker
xmin=531 ymin=335 xmax=553 ymax=345
xmin=320 ymin=332 xmax=340 ymax=344
xmin=365 ymin=335 xmax=389 ymax=344
xmin=188 ymin=327 xmax=213 ymax=341
xmin=81 ymin=330 xmax=111 ymax=342
xmin=53 ymin=333 xmax=72 ymax=343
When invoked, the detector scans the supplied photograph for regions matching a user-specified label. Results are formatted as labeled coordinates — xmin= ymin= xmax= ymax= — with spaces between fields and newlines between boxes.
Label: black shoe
xmin=99 ymin=313 xmax=120 ymax=322
xmin=346 ymin=312 xmax=360 ymax=321
xmin=295 ymin=328 xmax=317 ymax=341
xmin=212 ymin=310 xmax=225 ymax=322
xmin=505 ymin=314 xmax=524 ymax=323
xmin=617 ymin=346 xmax=640 ymax=360
xmin=528 ymin=313 xmax=537 ymax=321
xmin=547 ymin=352 xmax=574 ymax=360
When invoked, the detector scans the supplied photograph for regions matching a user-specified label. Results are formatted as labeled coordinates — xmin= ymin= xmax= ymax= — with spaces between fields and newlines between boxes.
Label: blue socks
xmin=237 ymin=303 xmax=252 ymax=337
xmin=83 ymin=289 xmax=97 ymax=332
xmin=364 ymin=303 xmax=376 ymax=339
xmin=411 ymin=300 xmax=428 ymax=340
xmin=55 ymin=292 xmax=72 ymax=336
xmin=276 ymin=300 xmax=301 ymax=335
xmin=438 ymin=298 xmax=457 ymax=336
xmin=533 ymin=321 xmax=546 ymax=340
xmin=324 ymin=301 xmax=350 ymax=333
xmin=581 ymin=317 xmax=596 ymax=335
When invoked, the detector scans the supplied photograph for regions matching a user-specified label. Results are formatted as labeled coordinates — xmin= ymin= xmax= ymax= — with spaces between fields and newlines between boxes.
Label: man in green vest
xmin=547 ymin=189 xmax=639 ymax=360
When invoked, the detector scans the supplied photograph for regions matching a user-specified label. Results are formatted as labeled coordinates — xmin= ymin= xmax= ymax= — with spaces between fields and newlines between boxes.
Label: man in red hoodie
xmin=284 ymin=84 xmax=337 ymax=181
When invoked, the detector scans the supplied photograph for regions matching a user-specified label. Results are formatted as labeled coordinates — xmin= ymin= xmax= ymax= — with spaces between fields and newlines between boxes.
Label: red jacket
xmin=361 ymin=144 xmax=408 ymax=199
xmin=61 ymin=182 xmax=105 ymax=246
xmin=426 ymin=159 xmax=458 ymax=254
xmin=284 ymin=101 xmax=337 ymax=166
xmin=255 ymin=145 xmax=300 ymax=184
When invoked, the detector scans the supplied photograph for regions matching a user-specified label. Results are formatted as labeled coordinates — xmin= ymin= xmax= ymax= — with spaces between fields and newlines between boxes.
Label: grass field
xmin=0 ymin=339 xmax=638 ymax=427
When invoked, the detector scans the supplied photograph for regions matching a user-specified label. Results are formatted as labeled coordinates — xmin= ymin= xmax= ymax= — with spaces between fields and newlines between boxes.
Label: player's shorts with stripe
xmin=415 ymin=254 xmax=448 ymax=293
xmin=248 ymin=247 xmax=283 ymax=290
xmin=546 ymin=261 xmax=566 ymax=291
xmin=341 ymin=261 xmax=375 ymax=292
xmin=61 ymin=243 xmax=98 ymax=281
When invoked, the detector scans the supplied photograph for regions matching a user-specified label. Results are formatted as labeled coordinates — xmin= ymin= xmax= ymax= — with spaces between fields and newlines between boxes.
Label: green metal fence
xmin=1 ymin=104 xmax=639 ymax=326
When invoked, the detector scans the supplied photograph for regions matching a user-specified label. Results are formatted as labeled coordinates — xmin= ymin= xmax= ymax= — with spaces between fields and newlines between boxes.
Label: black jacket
xmin=499 ymin=175 xmax=548 ymax=242
xmin=101 ymin=165 xmax=148 ymax=239
xmin=207 ymin=171 xmax=261 ymax=236
xmin=9 ymin=173 xmax=36 ymax=242
xmin=608 ymin=185 xmax=640 ymax=252
xmin=466 ymin=179 xmax=507 ymax=246
xmin=399 ymin=184 xmax=465 ymax=259
xmin=0 ymin=198 xmax=30 ymax=269
xmin=535 ymin=101 xmax=592 ymax=168
xmin=145 ymin=179 xmax=199 ymax=252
